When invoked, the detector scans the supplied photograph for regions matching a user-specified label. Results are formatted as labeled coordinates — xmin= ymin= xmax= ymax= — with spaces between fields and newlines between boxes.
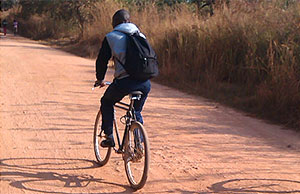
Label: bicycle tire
xmin=93 ymin=110 xmax=111 ymax=166
xmin=124 ymin=121 xmax=150 ymax=190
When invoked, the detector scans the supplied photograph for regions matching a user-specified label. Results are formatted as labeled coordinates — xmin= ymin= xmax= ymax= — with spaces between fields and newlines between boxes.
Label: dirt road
xmin=1 ymin=33 xmax=300 ymax=194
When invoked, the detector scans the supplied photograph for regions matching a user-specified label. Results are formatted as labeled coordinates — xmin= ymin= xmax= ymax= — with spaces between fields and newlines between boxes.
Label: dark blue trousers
xmin=100 ymin=77 xmax=151 ymax=136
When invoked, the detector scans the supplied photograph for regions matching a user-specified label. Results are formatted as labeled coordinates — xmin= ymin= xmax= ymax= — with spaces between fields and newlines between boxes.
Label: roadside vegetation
xmin=2 ymin=0 xmax=300 ymax=130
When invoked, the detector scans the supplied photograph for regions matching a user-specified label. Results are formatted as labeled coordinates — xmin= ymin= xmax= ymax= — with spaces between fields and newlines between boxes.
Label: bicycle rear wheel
xmin=94 ymin=110 xmax=111 ymax=166
xmin=124 ymin=122 xmax=150 ymax=190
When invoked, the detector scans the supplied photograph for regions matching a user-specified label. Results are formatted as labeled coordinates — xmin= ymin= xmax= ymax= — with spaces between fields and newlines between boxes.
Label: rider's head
xmin=112 ymin=9 xmax=130 ymax=28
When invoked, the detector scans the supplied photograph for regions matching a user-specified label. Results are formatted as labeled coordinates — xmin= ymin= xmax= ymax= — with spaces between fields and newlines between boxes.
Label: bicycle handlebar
xmin=92 ymin=81 xmax=111 ymax=91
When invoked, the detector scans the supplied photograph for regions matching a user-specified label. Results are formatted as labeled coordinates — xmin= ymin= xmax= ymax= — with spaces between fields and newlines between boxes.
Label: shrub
xmin=11 ymin=0 xmax=300 ymax=129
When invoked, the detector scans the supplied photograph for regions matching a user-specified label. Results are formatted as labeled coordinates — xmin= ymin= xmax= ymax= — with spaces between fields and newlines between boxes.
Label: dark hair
xmin=112 ymin=9 xmax=130 ymax=28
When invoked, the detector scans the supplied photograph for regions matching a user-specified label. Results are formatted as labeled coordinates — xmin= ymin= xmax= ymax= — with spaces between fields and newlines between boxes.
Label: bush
xmin=11 ymin=0 xmax=300 ymax=129
xmin=152 ymin=2 xmax=300 ymax=128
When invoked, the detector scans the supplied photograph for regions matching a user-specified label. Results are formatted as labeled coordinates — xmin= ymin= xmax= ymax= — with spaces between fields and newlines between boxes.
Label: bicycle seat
xmin=129 ymin=91 xmax=143 ymax=100
xmin=130 ymin=91 xmax=143 ymax=95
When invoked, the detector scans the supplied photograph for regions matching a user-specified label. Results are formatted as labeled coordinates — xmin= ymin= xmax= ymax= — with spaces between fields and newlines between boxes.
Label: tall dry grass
xmin=124 ymin=1 xmax=300 ymax=129
xmin=13 ymin=1 xmax=300 ymax=129
xmin=129 ymin=1 xmax=299 ymax=129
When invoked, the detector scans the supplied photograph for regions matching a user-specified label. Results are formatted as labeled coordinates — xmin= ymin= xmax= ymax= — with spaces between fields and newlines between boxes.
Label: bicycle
xmin=93 ymin=82 xmax=150 ymax=190
xmin=13 ymin=27 xmax=17 ymax=36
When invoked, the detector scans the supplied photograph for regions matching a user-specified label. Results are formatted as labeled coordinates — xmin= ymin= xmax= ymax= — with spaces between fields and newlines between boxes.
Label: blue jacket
xmin=96 ymin=23 xmax=145 ymax=81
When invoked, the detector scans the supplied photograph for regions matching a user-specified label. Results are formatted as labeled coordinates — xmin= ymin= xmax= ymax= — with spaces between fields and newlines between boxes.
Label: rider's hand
xmin=94 ymin=80 xmax=106 ymax=88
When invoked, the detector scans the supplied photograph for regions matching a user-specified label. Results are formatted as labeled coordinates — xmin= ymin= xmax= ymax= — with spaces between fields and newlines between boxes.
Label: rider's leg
xmin=133 ymin=80 xmax=151 ymax=124
xmin=100 ymin=81 xmax=125 ymax=147
xmin=130 ymin=80 xmax=151 ymax=145
xmin=114 ymin=78 xmax=151 ymax=123
xmin=100 ymin=78 xmax=151 ymax=147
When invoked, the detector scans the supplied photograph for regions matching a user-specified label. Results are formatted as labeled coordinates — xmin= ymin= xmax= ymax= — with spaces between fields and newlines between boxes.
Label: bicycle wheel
xmin=123 ymin=122 xmax=150 ymax=190
xmin=93 ymin=110 xmax=111 ymax=166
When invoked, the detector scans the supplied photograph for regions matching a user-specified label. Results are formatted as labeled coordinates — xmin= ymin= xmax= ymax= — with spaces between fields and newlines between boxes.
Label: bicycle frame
xmin=111 ymin=94 xmax=140 ymax=153
xmin=93 ymin=86 xmax=149 ymax=189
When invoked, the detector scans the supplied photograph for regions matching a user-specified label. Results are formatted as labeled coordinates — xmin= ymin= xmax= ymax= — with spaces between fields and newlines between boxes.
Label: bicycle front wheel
xmin=124 ymin=122 xmax=150 ymax=190
xmin=94 ymin=110 xmax=111 ymax=166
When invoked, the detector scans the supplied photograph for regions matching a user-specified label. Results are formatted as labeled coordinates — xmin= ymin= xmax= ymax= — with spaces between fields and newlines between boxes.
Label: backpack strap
xmin=115 ymin=56 xmax=125 ymax=67
xmin=113 ymin=30 xmax=140 ymax=67
xmin=112 ymin=30 xmax=129 ymax=67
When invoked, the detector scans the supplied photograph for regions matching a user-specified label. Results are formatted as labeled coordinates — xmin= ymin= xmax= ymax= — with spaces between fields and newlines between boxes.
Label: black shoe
xmin=101 ymin=137 xmax=115 ymax=148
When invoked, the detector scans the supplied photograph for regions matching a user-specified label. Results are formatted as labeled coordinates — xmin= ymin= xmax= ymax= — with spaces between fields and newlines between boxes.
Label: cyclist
xmin=13 ymin=19 xmax=18 ymax=36
xmin=2 ymin=19 xmax=8 ymax=36
xmin=94 ymin=9 xmax=151 ymax=147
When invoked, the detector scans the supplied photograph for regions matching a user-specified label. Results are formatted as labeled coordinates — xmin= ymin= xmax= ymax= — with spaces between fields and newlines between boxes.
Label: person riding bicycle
xmin=2 ymin=19 xmax=8 ymax=36
xmin=94 ymin=9 xmax=151 ymax=147
xmin=13 ymin=19 xmax=18 ymax=36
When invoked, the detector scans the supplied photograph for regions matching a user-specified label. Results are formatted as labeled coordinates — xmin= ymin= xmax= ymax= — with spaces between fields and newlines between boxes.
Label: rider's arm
xmin=96 ymin=37 xmax=112 ymax=81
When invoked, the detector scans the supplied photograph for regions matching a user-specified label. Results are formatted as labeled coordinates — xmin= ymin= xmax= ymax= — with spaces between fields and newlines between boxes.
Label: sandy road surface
xmin=1 ymin=33 xmax=300 ymax=194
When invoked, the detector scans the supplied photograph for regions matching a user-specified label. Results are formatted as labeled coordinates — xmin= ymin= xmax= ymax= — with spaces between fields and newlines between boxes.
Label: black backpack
xmin=116 ymin=31 xmax=159 ymax=81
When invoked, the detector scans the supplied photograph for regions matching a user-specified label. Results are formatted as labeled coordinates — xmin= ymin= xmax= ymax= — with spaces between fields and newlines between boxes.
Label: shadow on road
xmin=0 ymin=44 xmax=57 ymax=51
xmin=209 ymin=178 xmax=300 ymax=193
xmin=0 ymin=157 xmax=99 ymax=171
xmin=0 ymin=157 xmax=133 ymax=194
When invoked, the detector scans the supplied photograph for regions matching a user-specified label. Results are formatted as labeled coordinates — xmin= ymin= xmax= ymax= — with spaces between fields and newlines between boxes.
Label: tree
xmin=18 ymin=0 xmax=100 ymax=39
xmin=188 ymin=0 xmax=215 ymax=15
xmin=53 ymin=0 xmax=99 ymax=39
xmin=1 ymin=0 xmax=17 ymax=11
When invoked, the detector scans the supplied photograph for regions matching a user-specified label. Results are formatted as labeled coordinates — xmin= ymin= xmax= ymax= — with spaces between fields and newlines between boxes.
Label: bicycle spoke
xmin=94 ymin=110 xmax=111 ymax=166
xmin=124 ymin=122 xmax=149 ymax=190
